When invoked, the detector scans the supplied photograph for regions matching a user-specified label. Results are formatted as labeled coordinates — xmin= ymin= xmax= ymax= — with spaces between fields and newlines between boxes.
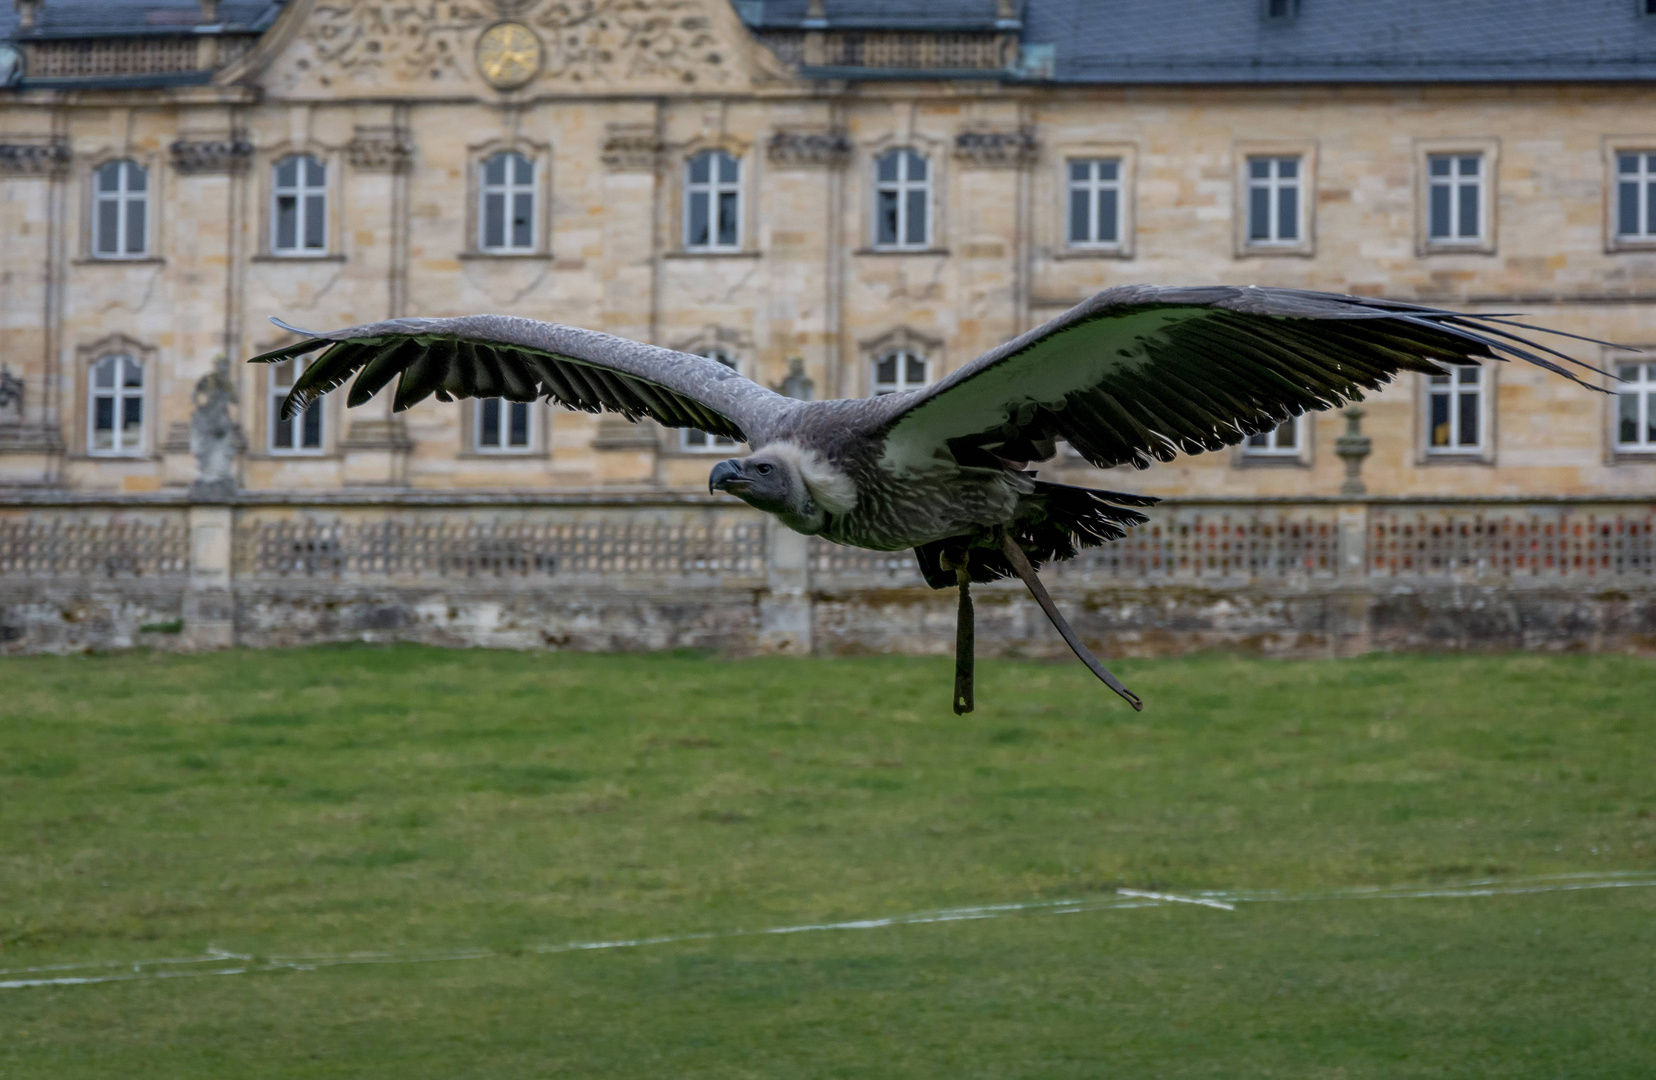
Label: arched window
xmin=475 ymin=398 xmax=533 ymax=452
xmin=682 ymin=350 xmax=741 ymax=450
xmin=479 ymin=151 xmax=536 ymax=253
xmin=269 ymin=357 xmax=324 ymax=453
xmin=684 ymin=150 xmax=741 ymax=251
xmin=93 ymin=160 xmax=148 ymax=258
xmin=88 ymin=354 xmax=144 ymax=455
xmin=873 ymin=350 xmax=928 ymax=396
xmin=874 ymin=149 xmax=929 ymax=249
xmin=272 ymin=154 xmax=327 ymax=254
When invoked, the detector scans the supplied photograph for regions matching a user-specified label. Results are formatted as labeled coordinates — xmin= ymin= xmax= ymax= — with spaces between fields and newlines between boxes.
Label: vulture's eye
xmin=756 ymin=463 xmax=774 ymax=475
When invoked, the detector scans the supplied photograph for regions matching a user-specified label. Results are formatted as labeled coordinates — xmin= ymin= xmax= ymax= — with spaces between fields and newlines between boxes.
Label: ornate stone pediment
xmin=255 ymin=0 xmax=777 ymax=98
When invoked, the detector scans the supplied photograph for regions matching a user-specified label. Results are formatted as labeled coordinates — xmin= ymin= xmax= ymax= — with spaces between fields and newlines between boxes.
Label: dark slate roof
xmin=737 ymin=1 xmax=1016 ymax=32
xmin=1020 ymin=0 xmax=1656 ymax=83
xmin=1 ymin=0 xmax=283 ymax=42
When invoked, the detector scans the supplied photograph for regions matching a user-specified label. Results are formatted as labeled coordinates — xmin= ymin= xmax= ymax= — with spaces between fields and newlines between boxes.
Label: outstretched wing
xmin=874 ymin=285 xmax=1610 ymax=472
xmin=248 ymin=314 xmax=791 ymax=444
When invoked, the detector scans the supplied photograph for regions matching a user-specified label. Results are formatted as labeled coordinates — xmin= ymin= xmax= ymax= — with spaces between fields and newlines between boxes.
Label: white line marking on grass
xmin=5 ymin=872 xmax=1653 ymax=991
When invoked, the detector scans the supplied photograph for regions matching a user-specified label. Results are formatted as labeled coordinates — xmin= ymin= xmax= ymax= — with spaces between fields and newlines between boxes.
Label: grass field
xmin=2 ymin=646 xmax=1654 ymax=1078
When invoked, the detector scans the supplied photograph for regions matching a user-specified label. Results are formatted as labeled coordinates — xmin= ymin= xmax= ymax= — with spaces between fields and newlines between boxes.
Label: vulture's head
xmin=707 ymin=442 xmax=857 ymax=537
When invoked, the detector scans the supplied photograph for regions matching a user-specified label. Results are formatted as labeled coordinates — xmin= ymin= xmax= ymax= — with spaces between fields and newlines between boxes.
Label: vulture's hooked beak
xmin=708 ymin=458 xmax=747 ymax=495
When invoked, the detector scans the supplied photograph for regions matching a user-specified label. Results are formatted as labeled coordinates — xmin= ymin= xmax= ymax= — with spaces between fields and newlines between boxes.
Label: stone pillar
xmin=759 ymin=520 xmax=812 ymax=655
xmin=183 ymin=502 xmax=236 ymax=649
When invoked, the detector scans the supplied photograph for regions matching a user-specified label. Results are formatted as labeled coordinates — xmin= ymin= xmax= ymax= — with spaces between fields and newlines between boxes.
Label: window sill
xmin=252 ymin=253 xmax=346 ymax=263
xmin=456 ymin=449 xmax=548 ymax=459
xmin=1233 ymin=453 xmax=1311 ymax=468
xmin=75 ymin=452 xmax=156 ymax=462
xmin=248 ymin=451 xmax=340 ymax=461
xmin=1418 ymin=450 xmax=1495 ymax=466
xmin=1422 ymin=241 xmax=1496 ymax=256
xmin=854 ymin=246 xmax=950 ymax=257
xmin=1052 ymin=247 xmax=1132 ymax=260
xmin=1237 ymin=242 xmax=1314 ymax=259
xmin=663 ymin=448 xmax=745 ymax=459
xmin=1610 ymin=447 xmax=1656 ymax=461
xmin=663 ymin=249 xmax=761 ymax=260
xmin=458 ymin=251 xmax=552 ymax=261
xmin=1606 ymin=238 xmax=1656 ymax=254
xmin=73 ymin=256 xmax=164 ymax=266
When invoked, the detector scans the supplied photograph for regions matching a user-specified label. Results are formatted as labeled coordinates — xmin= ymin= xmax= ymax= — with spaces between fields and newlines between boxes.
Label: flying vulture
xmin=249 ymin=285 xmax=1606 ymax=713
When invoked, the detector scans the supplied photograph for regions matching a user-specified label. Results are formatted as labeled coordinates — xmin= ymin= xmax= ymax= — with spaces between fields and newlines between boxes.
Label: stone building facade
xmin=1 ymin=0 xmax=1654 ymax=502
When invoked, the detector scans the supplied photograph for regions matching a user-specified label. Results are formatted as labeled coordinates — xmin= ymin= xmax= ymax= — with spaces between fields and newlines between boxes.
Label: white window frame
xmin=1426 ymin=152 xmax=1486 ymax=245
xmin=268 ymin=357 xmax=326 ymax=455
xmin=1066 ymin=157 xmax=1123 ymax=249
xmin=681 ymin=350 xmax=742 ymax=451
xmin=1240 ymin=415 xmax=1307 ymax=460
xmin=683 ymin=150 xmax=743 ymax=252
xmin=91 ymin=159 xmax=149 ymax=259
xmin=1615 ymin=150 xmax=1656 ymax=244
xmin=1614 ymin=358 xmax=1656 ymax=453
xmin=87 ymin=353 xmax=146 ymax=456
xmin=1244 ymin=155 xmax=1303 ymax=248
xmin=270 ymin=154 xmax=328 ymax=256
xmin=474 ymin=397 xmax=535 ymax=454
xmin=873 ymin=149 xmax=931 ymax=251
xmin=1423 ymin=362 xmax=1490 ymax=458
xmin=872 ymin=349 xmax=930 ymax=396
xmin=478 ymin=150 xmax=538 ymax=255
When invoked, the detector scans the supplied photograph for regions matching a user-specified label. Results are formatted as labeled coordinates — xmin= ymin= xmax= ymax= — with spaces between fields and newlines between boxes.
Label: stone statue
xmin=189 ymin=357 xmax=242 ymax=499
xmin=775 ymin=357 xmax=814 ymax=401
xmin=0 ymin=365 xmax=22 ymax=425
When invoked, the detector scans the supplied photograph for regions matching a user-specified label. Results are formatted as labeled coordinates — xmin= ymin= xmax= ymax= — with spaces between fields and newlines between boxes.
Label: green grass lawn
xmin=2 ymin=646 xmax=1653 ymax=1078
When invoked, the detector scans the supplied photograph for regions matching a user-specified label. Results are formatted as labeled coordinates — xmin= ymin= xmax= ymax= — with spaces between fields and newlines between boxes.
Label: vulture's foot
xmin=943 ymin=552 xmax=975 ymax=714
xmin=998 ymin=533 xmax=1143 ymax=712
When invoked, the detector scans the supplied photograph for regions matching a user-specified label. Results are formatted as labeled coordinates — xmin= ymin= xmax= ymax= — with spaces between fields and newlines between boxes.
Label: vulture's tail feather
xmin=913 ymin=483 xmax=1157 ymax=589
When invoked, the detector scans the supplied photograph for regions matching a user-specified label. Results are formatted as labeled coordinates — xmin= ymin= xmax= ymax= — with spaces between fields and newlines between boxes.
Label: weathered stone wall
xmin=4 ymin=494 xmax=1653 ymax=658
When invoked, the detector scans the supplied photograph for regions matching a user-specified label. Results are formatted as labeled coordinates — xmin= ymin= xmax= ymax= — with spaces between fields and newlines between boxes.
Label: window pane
xmin=93 ymin=358 xmax=116 ymax=388
xmin=1096 ymin=189 xmax=1118 ymax=243
xmin=1069 ymin=161 xmax=1089 ymax=183
xmin=717 ymin=152 xmax=739 ymax=184
xmin=1069 ymin=188 xmax=1090 ymax=243
xmin=687 ymin=190 xmax=709 ymax=247
xmin=1458 ymin=156 xmax=1478 ymax=176
xmin=1457 ymin=182 xmax=1479 ymax=238
xmin=302 ymin=156 xmax=323 ymax=187
xmin=1277 ymin=186 xmax=1298 ymax=240
xmin=875 ymin=355 xmax=896 ymax=384
xmin=1277 ymin=157 xmax=1298 ymax=179
xmin=1619 ymin=154 xmax=1638 ymax=175
xmin=301 ymin=402 xmax=322 ymax=448
xmin=484 ymin=192 xmax=504 ymax=249
xmin=276 ymin=156 xmax=297 ymax=187
xmin=905 ymin=151 xmax=926 ymax=181
xmin=905 ymin=354 xmax=926 ymax=385
xmin=509 ymin=402 xmax=529 ymax=446
xmin=94 ymin=395 xmax=114 ymax=434
xmin=276 ymin=195 xmax=297 ymax=250
xmin=1249 ymin=187 xmax=1270 ymax=240
xmin=97 ymin=162 xmax=121 ymax=191
xmin=126 ymin=198 xmax=146 ymax=254
xmin=96 ymin=200 xmax=120 ymax=254
xmin=272 ymin=399 xmax=293 ymax=449
xmin=1429 ymin=156 xmax=1451 ymax=177
xmin=1619 ymin=392 xmax=1639 ymax=445
xmin=121 ymin=358 xmax=143 ymax=388
xmin=484 ymin=154 xmax=506 ymax=186
xmin=1248 ymin=158 xmax=1269 ymax=180
xmin=1246 ymin=432 xmax=1268 ymax=448
xmin=127 ymin=163 xmax=147 ymax=192
xmin=688 ymin=152 xmax=710 ymax=184
xmin=876 ymin=152 xmax=898 ymax=183
xmin=1647 ymin=181 xmax=1656 ymax=234
xmin=717 ymin=190 xmax=738 ymax=246
xmin=1457 ymin=365 xmax=1478 ymax=384
xmin=876 ymin=190 xmax=898 ymax=245
xmin=1647 ymin=154 xmax=1656 ymax=173
xmin=1616 ymin=362 xmax=1640 ymax=382
xmin=303 ymin=194 xmax=325 ymax=248
xmin=480 ymin=398 xmax=501 ymax=447
xmin=1275 ymin=420 xmax=1296 ymax=449
xmin=511 ymin=192 xmax=532 ymax=249
xmin=1647 ymin=390 xmax=1656 ymax=444
xmin=905 ymin=189 xmax=926 ymax=245
xmin=1429 ymin=184 xmax=1451 ymax=238
xmin=512 ymin=153 xmax=532 ymax=185
xmin=1430 ymin=393 xmax=1450 ymax=447
xmin=1620 ymin=182 xmax=1641 ymax=236
xmin=1457 ymin=390 xmax=1479 ymax=446
xmin=1098 ymin=159 xmax=1118 ymax=181
xmin=121 ymin=396 xmax=142 ymax=444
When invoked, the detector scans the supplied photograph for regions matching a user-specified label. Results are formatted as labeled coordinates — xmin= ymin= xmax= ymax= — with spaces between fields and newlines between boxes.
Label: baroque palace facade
xmin=2 ymin=0 xmax=1656 ymax=501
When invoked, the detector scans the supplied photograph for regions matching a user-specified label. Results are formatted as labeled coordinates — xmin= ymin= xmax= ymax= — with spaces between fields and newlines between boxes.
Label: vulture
xmin=249 ymin=285 xmax=1607 ymax=714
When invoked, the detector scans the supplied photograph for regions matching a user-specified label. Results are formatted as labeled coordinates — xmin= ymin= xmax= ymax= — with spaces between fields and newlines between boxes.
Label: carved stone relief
xmin=601 ymin=122 xmax=660 ymax=171
xmin=953 ymin=128 xmax=1037 ymax=168
xmin=170 ymin=137 xmax=255 ymax=174
xmin=273 ymin=0 xmax=741 ymax=95
xmin=346 ymin=126 xmax=414 ymax=171
xmin=766 ymin=128 xmax=851 ymax=169
xmin=0 ymin=139 xmax=70 ymax=176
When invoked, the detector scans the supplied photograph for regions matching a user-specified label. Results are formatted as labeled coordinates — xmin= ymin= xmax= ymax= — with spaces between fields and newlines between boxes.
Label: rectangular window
xmin=475 ymin=398 xmax=532 ymax=452
xmin=271 ymin=155 xmax=327 ymax=255
xmin=87 ymin=354 xmax=145 ymax=455
xmin=874 ymin=150 xmax=930 ymax=250
xmin=1616 ymin=152 xmax=1656 ymax=241
xmin=479 ymin=151 xmax=536 ymax=254
xmin=1246 ymin=156 xmax=1300 ymax=245
xmin=1242 ymin=416 xmax=1302 ymax=457
xmin=1426 ymin=364 xmax=1486 ymax=454
xmin=684 ymin=151 xmax=742 ymax=251
xmin=1427 ymin=153 xmax=1484 ymax=242
xmin=92 ymin=160 xmax=148 ymax=258
xmin=1067 ymin=158 xmax=1121 ymax=247
xmin=682 ymin=350 xmax=742 ymax=450
xmin=270 ymin=357 xmax=324 ymax=453
xmin=1616 ymin=361 xmax=1656 ymax=451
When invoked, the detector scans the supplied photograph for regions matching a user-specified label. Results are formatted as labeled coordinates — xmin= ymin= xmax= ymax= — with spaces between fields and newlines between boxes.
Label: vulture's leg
xmin=998 ymin=533 xmax=1143 ymax=712
xmin=952 ymin=563 xmax=975 ymax=715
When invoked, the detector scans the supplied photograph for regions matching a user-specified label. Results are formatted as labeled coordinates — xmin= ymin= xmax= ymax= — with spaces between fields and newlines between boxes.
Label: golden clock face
xmin=475 ymin=22 xmax=542 ymax=90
